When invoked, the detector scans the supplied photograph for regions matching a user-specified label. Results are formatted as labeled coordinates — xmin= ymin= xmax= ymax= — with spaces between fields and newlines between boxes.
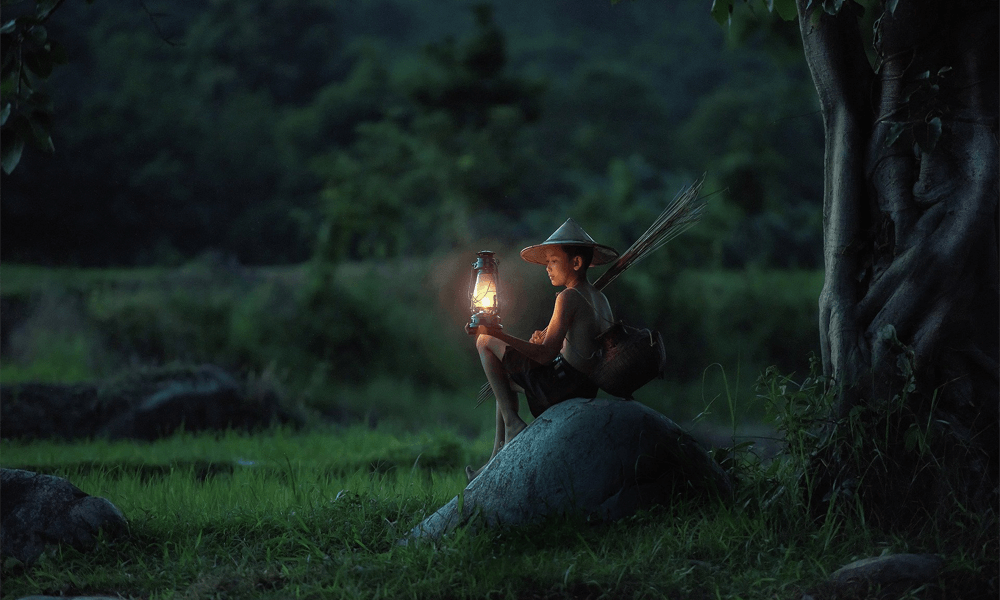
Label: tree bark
xmin=796 ymin=0 xmax=998 ymax=523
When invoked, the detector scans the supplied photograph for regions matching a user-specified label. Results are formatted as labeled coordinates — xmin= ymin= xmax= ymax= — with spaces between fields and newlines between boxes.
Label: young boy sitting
xmin=467 ymin=218 xmax=618 ymax=481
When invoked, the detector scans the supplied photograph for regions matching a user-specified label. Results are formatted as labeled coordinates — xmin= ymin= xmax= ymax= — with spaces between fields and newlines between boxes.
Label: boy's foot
xmin=465 ymin=464 xmax=483 ymax=482
xmin=504 ymin=420 xmax=527 ymax=445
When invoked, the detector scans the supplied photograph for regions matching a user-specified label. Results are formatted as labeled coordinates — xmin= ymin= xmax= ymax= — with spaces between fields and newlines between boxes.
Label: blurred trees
xmin=314 ymin=6 xmax=546 ymax=261
xmin=1 ymin=0 xmax=824 ymax=270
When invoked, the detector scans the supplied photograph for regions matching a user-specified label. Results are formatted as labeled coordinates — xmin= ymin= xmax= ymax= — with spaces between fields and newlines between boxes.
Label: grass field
xmin=2 ymin=422 xmax=994 ymax=599
xmin=2 ymin=263 xmax=994 ymax=598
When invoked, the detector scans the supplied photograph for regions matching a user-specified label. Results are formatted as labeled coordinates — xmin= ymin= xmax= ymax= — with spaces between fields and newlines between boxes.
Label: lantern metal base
xmin=466 ymin=312 xmax=502 ymax=335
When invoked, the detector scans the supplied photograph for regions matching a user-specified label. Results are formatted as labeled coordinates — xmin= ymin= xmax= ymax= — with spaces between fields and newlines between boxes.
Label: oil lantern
xmin=466 ymin=250 xmax=502 ymax=334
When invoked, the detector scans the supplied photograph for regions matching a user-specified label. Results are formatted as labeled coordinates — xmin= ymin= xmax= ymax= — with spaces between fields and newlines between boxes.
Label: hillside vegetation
xmin=0 ymin=259 xmax=821 ymax=434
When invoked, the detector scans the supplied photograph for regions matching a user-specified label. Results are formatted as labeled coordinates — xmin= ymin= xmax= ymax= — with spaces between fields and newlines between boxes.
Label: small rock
xmin=1 ymin=469 xmax=128 ymax=565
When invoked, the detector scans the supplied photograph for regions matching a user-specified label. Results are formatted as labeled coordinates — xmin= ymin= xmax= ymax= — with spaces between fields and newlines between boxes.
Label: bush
xmin=606 ymin=267 xmax=822 ymax=382
xmin=2 ymin=260 xmax=824 ymax=433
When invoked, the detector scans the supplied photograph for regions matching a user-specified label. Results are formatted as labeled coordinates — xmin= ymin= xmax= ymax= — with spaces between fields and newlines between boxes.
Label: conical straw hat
xmin=520 ymin=218 xmax=619 ymax=266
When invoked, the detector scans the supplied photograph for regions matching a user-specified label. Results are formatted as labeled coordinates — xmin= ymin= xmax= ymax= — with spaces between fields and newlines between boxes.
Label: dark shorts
xmin=502 ymin=349 xmax=599 ymax=418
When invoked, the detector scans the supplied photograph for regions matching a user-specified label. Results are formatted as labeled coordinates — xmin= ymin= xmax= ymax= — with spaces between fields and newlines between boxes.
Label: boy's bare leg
xmin=477 ymin=334 xmax=527 ymax=444
xmin=491 ymin=400 xmax=505 ymax=457
xmin=466 ymin=334 xmax=527 ymax=482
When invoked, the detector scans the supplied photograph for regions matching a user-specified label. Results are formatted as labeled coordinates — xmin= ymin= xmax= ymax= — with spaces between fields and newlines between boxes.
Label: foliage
xmin=314 ymin=6 xmax=546 ymax=262
xmin=1 ymin=0 xmax=824 ymax=270
xmin=712 ymin=0 xmax=797 ymax=26
xmin=607 ymin=267 xmax=823 ymax=382
xmin=756 ymin=345 xmax=999 ymax=537
xmin=2 ymin=261 xmax=824 ymax=434
xmin=0 ymin=0 xmax=75 ymax=174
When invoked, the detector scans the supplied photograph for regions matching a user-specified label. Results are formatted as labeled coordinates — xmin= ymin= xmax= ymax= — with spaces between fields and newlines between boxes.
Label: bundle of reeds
xmin=592 ymin=175 xmax=706 ymax=290
xmin=475 ymin=175 xmax=708 ymax=408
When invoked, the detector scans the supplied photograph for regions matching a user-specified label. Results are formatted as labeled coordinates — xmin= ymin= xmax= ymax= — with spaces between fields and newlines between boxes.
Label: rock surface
xmin=1 ymin=468 xmax=128 ymax=565
xmin=823 ymin=553 xmax=945 ymax=599
xmin=408 ymin=397 xmax=731 ymax=541
xmin=1 ymin=364 xmax=301 ymax=441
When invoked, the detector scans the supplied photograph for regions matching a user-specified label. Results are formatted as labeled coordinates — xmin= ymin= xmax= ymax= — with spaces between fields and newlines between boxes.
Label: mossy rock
xmin=0 ymin=364 xmax=303 ymax=441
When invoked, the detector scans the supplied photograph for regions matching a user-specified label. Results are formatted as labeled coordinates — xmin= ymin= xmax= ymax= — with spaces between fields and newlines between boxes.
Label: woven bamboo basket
xmin=589 ymin=321 xmax=667 ymax=400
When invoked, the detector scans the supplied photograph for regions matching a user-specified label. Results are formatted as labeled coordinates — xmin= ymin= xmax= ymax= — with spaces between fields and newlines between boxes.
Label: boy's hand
xmin=530 ymin=330 xmax=545 ymax=344
xmin=467 ymin=324 xmax=503 ymax=336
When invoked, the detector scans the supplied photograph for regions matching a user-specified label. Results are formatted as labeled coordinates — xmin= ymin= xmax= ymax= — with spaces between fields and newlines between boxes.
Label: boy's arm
xmin=478 ymin=289 xmax=577 ymax=364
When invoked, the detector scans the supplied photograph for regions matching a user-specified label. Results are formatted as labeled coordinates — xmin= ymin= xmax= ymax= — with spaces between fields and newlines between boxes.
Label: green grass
xmin=2 ymin=263 xmax=994 ymax=597
xmin=2 ymin=424 xmax=992 ymax=599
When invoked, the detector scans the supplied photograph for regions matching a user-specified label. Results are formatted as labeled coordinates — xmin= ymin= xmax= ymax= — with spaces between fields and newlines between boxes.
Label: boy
xmin=467 ymin=218 xmax=617 ymax=481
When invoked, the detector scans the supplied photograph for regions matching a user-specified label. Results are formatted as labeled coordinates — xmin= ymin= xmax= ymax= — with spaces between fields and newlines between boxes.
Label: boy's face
xmin=544 ymin=247 xmax=575 ymax=287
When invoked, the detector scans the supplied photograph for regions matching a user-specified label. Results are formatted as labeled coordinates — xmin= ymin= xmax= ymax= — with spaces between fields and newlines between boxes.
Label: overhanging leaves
xmin=1 ymin=0 xmax=71 ymax=173
xmin=883 ymin=121 xmax=906 ymax=148
xmin=711 ymin=0 xmax=734 ymax=26
xmin=27 ymin=109 xmax=54 ymax=152
xmin=770 ymin=0 xmax=798 ymax=20
xmin=1 ymin=127 xmax=24 ymax=173
xmin=916 ymin=116 xmax=942 ymax=155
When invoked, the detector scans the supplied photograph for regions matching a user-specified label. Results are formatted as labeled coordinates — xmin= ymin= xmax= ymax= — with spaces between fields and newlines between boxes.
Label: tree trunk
xmin=796 ymin=0 xmax=998 ymax=525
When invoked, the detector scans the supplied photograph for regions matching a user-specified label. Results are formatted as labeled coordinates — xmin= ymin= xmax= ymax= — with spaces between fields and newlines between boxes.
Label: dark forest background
xmin=1 ymin=0 xmax=827 ymax=430
xmin=3 ymin=0 xmax=822 ymax=269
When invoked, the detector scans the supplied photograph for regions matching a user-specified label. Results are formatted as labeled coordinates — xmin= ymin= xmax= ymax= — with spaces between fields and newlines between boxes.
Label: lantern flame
xmin=472 ymin=273 xmax=498 ymax=312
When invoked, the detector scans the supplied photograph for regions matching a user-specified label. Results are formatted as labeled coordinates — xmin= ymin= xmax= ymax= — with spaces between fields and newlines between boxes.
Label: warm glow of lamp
xmin=466 ymin=251 xmax=502 ymax=334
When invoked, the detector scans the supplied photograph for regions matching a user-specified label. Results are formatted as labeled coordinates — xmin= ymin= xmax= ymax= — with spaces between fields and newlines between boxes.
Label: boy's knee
xmin=476 ymin=334 xmax=492 ymax=353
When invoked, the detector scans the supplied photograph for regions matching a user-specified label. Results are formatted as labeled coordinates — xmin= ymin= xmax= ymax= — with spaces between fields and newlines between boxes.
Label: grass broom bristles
xmin=592 ymin=175 xmax=705 ymax=291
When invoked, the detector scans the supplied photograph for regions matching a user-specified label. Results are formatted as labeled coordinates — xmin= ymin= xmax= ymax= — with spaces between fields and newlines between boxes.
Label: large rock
xmin=1 ymin=364 xmax=302 ymax=441
xmin=408 ymin=397 xmax=731 ymax=541
xmin=1 ymin=469 xmax=128 ymax=565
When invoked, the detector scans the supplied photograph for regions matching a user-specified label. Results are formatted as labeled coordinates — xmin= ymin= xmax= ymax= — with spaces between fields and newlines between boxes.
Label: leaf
xmin=27 ymin=24 xmax=46 ymax=45
xmin=48 ymin=40 xmax=68 ymax=65
xmin=895 ymin=352 xmax=913 ymax=377
xmin=822 ymin=0 xmax=846 ymax=14
xmin=0 ymin=71 xmax=16 ymax=96
xmin=901 ymin=82 xmax=922 ymax=104
xmin=904 ymin=425 xmax=918 ymax=453
xmin=884 ymin=121 xmax=907 ymax=148
xmin=921 ymin=116 xmax=942 ymax=154
xmin=0 ymin=19 xmax=16 ymax=35
xmin=14 ymin=110 xmax=54 ymax=153
xmin=27 ymin=90 xmax=52 ymax=111
xmin=1 ymin=126 xmax=24 ymax=174
xmin=876 ymin=323 xmax=899 ymax=345
xmin=24 ymin=48 xmax=53 ymax=78
xmin=0 ymin=101 xmax=9 ymax=126
xmin=771 ymin=0 xmax=799 ymax=20
xmin=886 ymin=0 xmax=899 ymax=13
xmin=35 ymin=0 xmax=60 ymax=18
xmin=711 ymin=0 xmax=734 ymax=26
